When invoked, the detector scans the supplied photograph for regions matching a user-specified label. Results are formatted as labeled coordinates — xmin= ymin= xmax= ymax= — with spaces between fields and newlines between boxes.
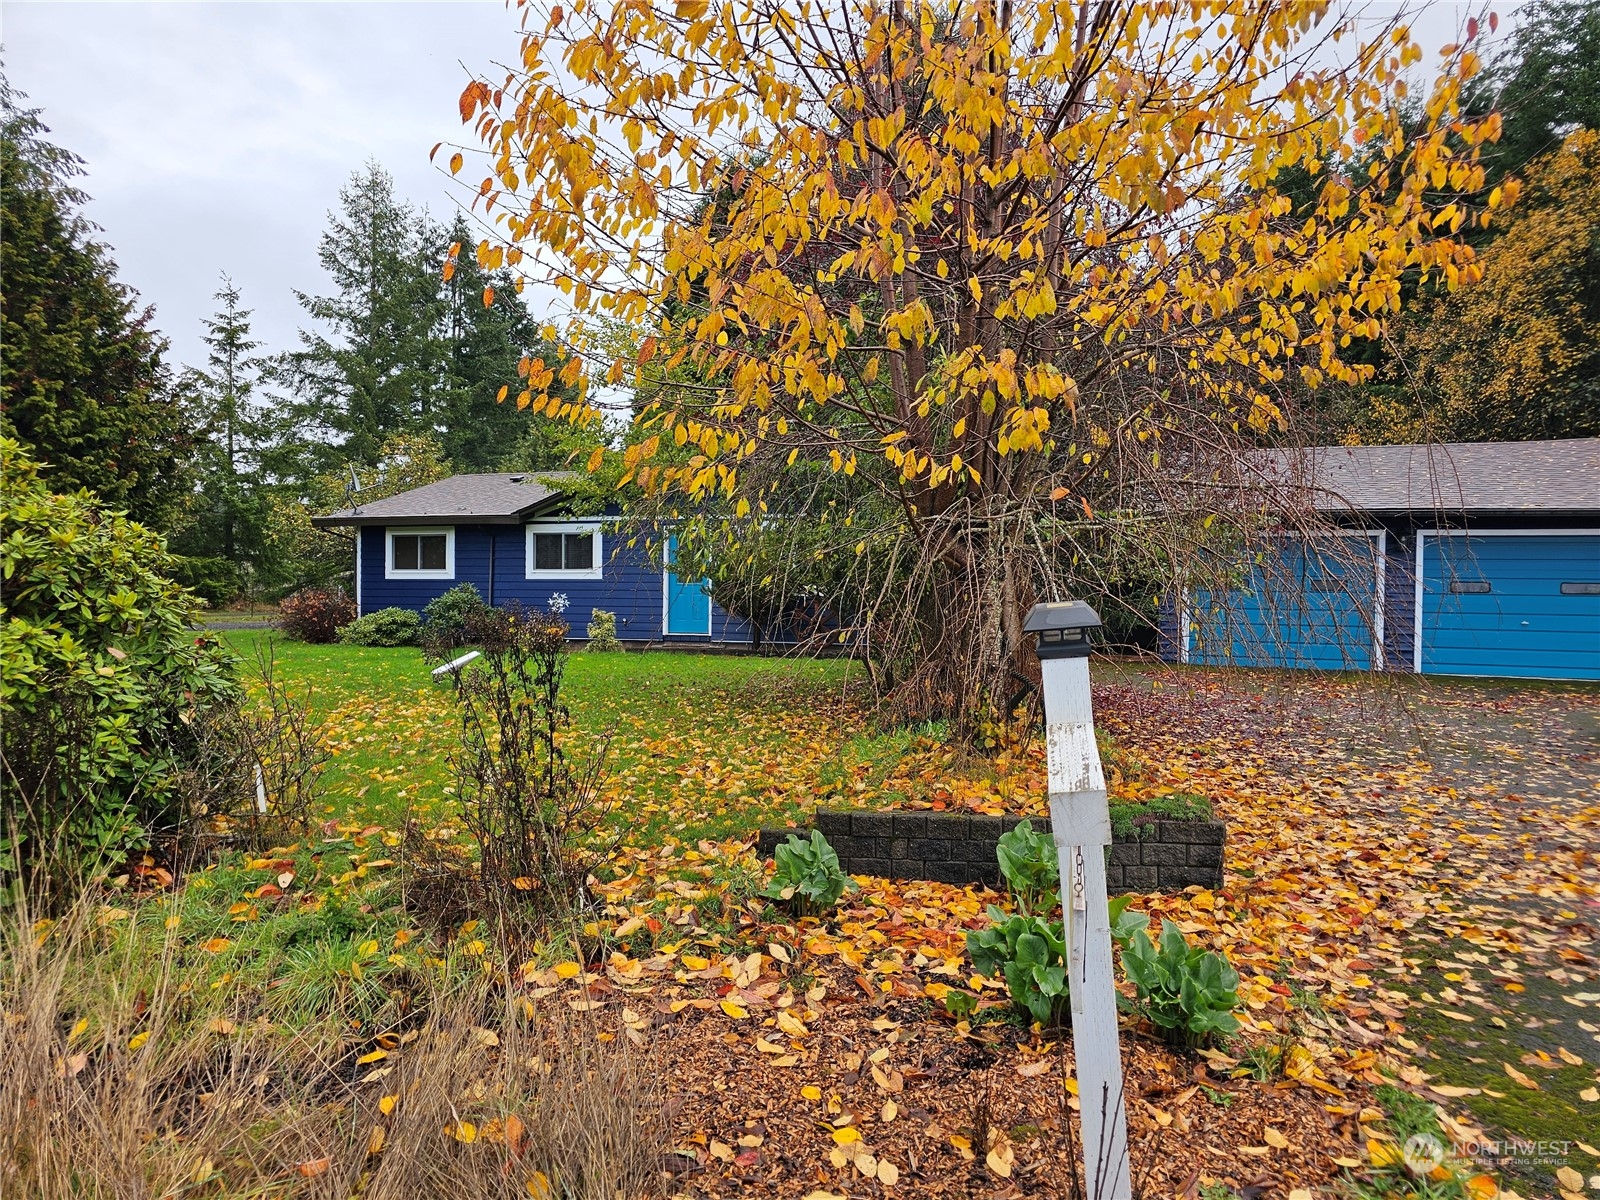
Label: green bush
xmin=761 ymin=830 xmax=856 ymax=915
xmin=961 ymin=897 xmax=1148 ymax=1028
xmin=168 ymin=555 xmax=243 ymax=608
xmin=961 ymin=816 xmax=1150 ymax=1027
xmin=422 ymin=582 xmax=489 ymax=647
xmin=1119 ymin=919 xmax=1242 ymax=1047
xmin=337 ymin=607 xmax=423 ymax=647
xmin=0 ymin=439 xmax=241 ymax=896
xmin=585 ymin=608 xmax=623 ymax=652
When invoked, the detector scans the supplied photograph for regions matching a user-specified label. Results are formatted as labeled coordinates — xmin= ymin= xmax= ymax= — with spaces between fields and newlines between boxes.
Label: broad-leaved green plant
xmin=761 ymin=830 xmax=856 ymax=915
xmin=1119 ymin=919 xmax=1242 ymax=1048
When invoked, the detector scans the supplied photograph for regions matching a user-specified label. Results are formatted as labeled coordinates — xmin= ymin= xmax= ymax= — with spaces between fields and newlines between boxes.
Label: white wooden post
xmin=1026 ymin=602 xmax=1131 ymax=1200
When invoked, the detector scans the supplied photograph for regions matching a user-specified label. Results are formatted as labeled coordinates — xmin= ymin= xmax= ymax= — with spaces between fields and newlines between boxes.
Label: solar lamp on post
xmin=1023 ymin=600 xmax=1131 ymax=1200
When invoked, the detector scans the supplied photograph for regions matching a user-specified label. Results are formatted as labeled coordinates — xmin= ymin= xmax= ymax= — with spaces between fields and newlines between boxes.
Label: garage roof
xmin=311 ymin=472 xmax=576 ymax=527
xmin=1270 ymin=438 xmax=1600 ymax=514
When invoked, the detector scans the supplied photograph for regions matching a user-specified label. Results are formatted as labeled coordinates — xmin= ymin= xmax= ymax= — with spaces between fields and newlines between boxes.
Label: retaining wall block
xmin=755 ymin=810 xmax=1224 ymax=895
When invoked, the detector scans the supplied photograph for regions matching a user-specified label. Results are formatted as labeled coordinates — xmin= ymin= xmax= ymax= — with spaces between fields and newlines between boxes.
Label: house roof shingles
xmin=315 ymin=440 xmax=1597 ymax=528
xmin=1271 ymin=438 xmax=1600 ymax=514
xmin=310 ymin=472 xmax=575 ymax=527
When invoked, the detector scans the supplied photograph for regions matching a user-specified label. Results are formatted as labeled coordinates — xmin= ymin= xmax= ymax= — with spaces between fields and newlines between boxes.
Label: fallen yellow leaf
xmin=986 ymin=1144 xmax=1014 ymax=1178
xmin=1503 ymin=1062 xmax=1540 ymax=1090
xmin=720 ymin=999 xmax=749 ymax=1019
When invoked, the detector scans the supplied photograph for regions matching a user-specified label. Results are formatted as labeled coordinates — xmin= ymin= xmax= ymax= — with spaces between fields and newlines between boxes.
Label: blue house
xmin=1165 ymin=439 xmax=1600 ymax=681
xmin=312 ymin=472 xmax=754 ymax=645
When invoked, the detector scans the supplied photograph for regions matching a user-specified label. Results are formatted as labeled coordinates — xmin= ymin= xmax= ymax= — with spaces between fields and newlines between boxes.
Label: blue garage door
xmin=1419 ymin=532 xmax=1600 ymax=680
xmin=1189 ymin=534 xmax=1383 ymax=670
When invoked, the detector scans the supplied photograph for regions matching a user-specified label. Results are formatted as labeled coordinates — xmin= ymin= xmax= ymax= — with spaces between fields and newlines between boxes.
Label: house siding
xmin=359 ymin=522 xmax=754 ymax=645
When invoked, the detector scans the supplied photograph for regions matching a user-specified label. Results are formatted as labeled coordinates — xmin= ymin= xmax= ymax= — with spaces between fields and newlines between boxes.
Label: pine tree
xmin=0 ymin=76 xmax=189 ymax=528
xmin=171 ymin=277 xmax=271 ymax=585
xmin=435 ymin=213 xmax=580 ymax=471
xmin=276 ymin=161 xmax=444 ymax=471
xmin=1476 ymin=0 xmax=1600 ymax=181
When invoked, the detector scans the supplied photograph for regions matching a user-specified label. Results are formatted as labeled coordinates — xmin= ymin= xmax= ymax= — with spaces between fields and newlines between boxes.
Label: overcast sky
xmin=3 ymin=1 xmax=534 ymax=371
xmin=3 ymin=1 xmax=1494 ymax=374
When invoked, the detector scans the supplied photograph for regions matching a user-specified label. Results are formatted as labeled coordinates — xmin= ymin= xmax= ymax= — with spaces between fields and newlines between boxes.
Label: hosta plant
xmin=761 ymin=830 xmax=855 ymax=916
xmin=966 ymin=908 xmax=1069 ymax=1027
xmin=1120 ymin=919 xmax=1242 ymax=1048
xmin=994 ymin=819 xmax=1058 ymax=916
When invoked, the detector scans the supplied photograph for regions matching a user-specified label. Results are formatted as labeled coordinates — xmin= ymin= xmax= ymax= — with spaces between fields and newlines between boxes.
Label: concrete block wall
xmin=756 ymin=809 xmax=1225 ymax=894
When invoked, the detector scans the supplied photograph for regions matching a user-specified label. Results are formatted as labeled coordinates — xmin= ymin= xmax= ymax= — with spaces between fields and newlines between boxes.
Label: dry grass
xmin=0 ymin=895 xmax=664 ymax=1200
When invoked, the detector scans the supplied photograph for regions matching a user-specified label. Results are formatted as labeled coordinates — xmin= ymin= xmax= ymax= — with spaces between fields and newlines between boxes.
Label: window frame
xmin=524 ymin=520 xmax=603 ymax=580
xmin=385 ymin=526 xmax=456 ymax=580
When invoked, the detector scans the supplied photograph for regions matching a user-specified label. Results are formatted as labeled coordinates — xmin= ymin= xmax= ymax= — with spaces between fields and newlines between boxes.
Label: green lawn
xmin=227 ymin=634 xmax=871 ymax=850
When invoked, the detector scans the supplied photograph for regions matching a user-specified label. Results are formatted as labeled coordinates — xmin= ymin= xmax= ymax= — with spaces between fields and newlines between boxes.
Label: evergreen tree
xmin=1476 ymin=1 xmax=1600 ymax=181
xmin=276 ymin=161 xmax=444 ymax=470
xmin=171 ymin=276 xmax=271 ymax=591
xmin=435 ymin=213 xmax=581 ymax=471
xmin=0 ymin=76 xmax=189 ymax=527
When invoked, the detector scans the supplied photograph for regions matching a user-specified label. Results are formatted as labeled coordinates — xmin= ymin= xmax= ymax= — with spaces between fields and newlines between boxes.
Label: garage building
xmin=1171 ymin=439 xmax=1600 ymax=681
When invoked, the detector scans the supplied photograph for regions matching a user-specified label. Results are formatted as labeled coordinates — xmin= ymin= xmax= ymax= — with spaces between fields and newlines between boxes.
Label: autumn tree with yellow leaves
xmin=1402 ymin=129 xmax=1599 ymax=443
xmin=450 ymin=0 xmax=1504 ymax=723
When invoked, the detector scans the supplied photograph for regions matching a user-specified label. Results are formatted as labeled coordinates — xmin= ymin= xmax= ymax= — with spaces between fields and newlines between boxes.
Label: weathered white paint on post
xmin=1042 ymin=654 xmax=1131 ymax=1200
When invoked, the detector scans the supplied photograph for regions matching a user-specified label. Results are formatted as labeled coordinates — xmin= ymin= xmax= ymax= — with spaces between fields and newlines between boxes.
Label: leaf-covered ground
xmin=218 ymin=637 xmax=1598 ymax=1197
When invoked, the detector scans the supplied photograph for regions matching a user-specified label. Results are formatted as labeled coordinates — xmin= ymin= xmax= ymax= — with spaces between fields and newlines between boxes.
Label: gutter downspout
xmin=487 ymin=529 xmax=496 ymax=608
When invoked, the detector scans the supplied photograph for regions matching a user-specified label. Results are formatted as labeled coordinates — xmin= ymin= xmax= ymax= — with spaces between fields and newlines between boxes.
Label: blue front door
xmin=664 ymin=535 xmax=712 ymax=636
xmin=1420 ymin=532 xmax=1600 ymax=680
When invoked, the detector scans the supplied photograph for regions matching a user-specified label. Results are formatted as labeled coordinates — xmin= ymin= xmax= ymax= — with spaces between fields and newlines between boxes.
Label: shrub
xmin=960 ymin=897 xmax=1149 ymax=1028
xmin=168 ymin=555 xmax=243 ymax=607
xmin=586 ymin=608 xmax=623 ymax=652
xmin=0 ymin=440 xmax=242 ymax=898
xmin=761 ymin=829 xmax=856 ymax=915
xmin=961 ymin=814 xmax=1149 ymax=1027
xmin=432 ymin=602 xmax=615 ymax=925
xmin=1120 ymin=919 xmax=1242 ymax=1048
xmin=422 ymin=582 xmax=489 ymax=648
xmin=337 ymin=606 xmax=423 ymax=647
xmin=276 ymin=586 xmax=355 ymax=643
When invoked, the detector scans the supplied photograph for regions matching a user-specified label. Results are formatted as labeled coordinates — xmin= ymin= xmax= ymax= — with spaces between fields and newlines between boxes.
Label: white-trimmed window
xmin=525 ymin=521 xmax=602 ymax=580
xmin=386 ymin=527 xmax=455 ymax=579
